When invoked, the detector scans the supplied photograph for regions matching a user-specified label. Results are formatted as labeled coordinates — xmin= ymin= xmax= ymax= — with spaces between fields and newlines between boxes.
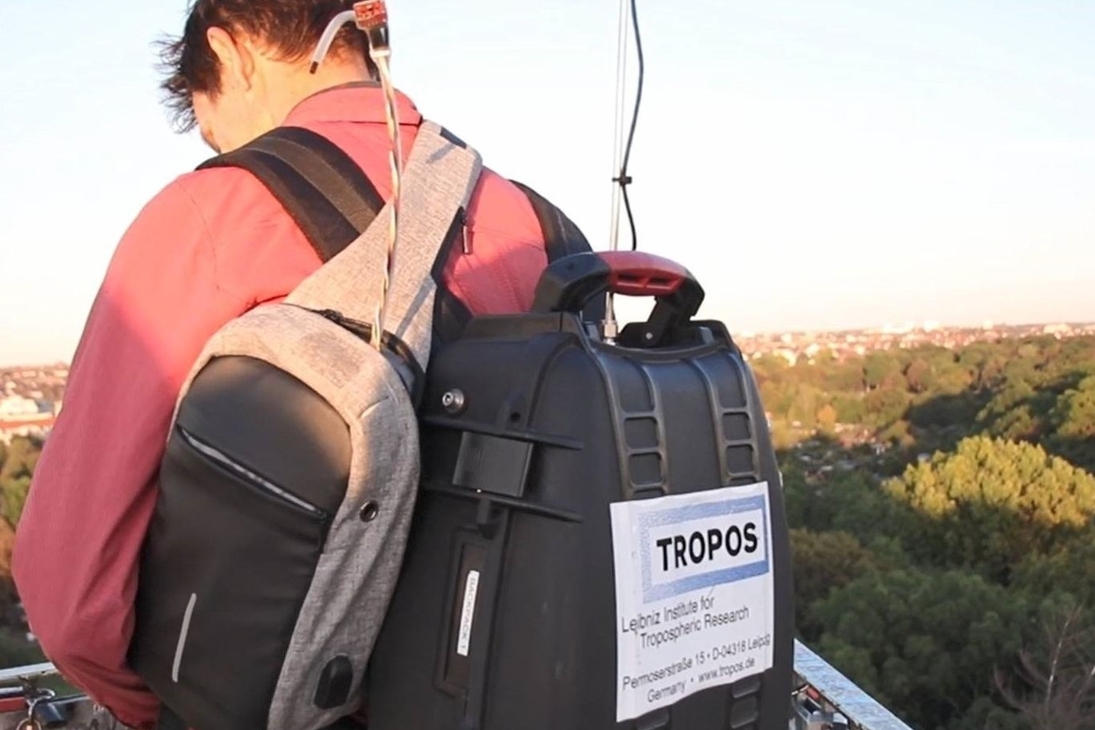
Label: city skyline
xmin=4 ymin=318 xmax=1091 ymax=370
xmin=1 ymin=0 xmax=1093 ymax=365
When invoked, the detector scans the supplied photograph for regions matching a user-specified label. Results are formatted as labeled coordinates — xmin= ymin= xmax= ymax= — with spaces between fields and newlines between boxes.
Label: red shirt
xmin=12 ymin=84 xmax=548 ymax=729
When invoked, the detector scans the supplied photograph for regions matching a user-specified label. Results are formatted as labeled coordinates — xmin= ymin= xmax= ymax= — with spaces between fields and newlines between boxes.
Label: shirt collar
xmin=283 ymin=82 xmax=423 ymax=127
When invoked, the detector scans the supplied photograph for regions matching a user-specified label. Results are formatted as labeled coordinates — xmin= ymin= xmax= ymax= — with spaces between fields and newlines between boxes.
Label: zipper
xmin=305 ymin=305 xmax=427 ymax=406
xmin=460 ymin=208 xmax=471 ymax=255
xmin=177 ymin=425 xmax=328 ymax=520
xmin=314 ymin=308 xmax=372 ymax=339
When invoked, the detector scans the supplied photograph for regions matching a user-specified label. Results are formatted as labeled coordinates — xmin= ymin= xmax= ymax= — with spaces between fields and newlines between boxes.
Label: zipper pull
xmin=460 ymin=209 xmax=471 ymax=255
xmin=318 ymin=308 xmax=345 ymax=324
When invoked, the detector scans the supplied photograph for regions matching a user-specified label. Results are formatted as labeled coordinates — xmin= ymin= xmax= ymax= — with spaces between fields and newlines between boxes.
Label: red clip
xmin=354 ymin=0 xmax=389 ymax=31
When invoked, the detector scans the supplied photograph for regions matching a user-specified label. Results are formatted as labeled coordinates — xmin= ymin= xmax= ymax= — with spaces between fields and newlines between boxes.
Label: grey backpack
xmin=129 ymin=120 xmax=483 ymax=730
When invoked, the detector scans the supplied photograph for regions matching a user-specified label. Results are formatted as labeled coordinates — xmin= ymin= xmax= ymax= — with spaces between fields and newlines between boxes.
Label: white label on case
xmin=610 ymin=483 xmax=775 ymax=721
xmin=456 ymin=570 xmax=481 ymax=657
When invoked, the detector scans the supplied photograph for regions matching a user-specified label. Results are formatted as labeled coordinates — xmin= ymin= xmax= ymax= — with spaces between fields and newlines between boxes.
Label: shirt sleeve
xmin=11 ymin=177 xmax=251 ymax=729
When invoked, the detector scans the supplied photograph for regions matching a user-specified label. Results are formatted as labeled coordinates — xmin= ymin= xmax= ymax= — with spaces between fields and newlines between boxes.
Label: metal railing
xmin=0 ymin=662 xmax=122 ymax=729
xmin=0 ymin=646 xmax=913 ymax=730
xmin=791 ymin=640 xmax=914 ymax=730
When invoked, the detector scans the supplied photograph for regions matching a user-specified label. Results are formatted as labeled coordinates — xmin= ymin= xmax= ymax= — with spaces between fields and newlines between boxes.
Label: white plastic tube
xmin=310 ymin=10 xmax=357 ymax=73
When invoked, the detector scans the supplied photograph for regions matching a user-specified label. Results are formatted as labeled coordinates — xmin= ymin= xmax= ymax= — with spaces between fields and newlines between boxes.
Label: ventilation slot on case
xmin=689 ymin=357 xmax=761 ymax=486
xmin=727 ymin=673 xmax=763 ymax=728
xmin=625 ymin=364 xmax=669 ymax=494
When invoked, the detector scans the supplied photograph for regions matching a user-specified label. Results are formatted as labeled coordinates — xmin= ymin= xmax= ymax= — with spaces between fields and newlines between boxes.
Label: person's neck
xmin=261 ymin=58 xmax=373 ymax=127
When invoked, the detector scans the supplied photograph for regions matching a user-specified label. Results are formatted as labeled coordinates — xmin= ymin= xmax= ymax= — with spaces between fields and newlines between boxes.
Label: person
xmin=11 ymin=1 xmax=557 ymax=727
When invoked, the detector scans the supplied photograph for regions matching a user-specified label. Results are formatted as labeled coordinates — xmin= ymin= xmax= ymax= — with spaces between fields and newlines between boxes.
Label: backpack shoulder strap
xmin=509 ymin=180 xmax=606 ymax=322
xmin=286 ymin=120 xmax=483 ymax=370
xmin=199 ymin=124 xmax=472 ymax=352
xmin=431 ymin=179 xmax=607 ymax=346
xmin=509 ymin=180 xmax=593 ymax=263
xmin=196 ymin=126 xmax=385 ymax=264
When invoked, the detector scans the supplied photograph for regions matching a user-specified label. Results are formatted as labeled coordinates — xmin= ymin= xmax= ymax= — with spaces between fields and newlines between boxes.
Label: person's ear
xmin=206 ymin=26 xmax=257 ymax=92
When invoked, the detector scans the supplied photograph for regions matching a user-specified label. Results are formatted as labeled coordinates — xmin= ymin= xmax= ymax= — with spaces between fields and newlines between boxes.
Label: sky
xmin=0 ymin=0 xmax=1093 ymax=366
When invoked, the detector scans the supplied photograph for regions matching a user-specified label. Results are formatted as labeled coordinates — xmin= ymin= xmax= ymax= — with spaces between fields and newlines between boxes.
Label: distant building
xmin=776 ymin=349 xmax=798 ymax=365
xmin=0 ymin=395 xmax=40 ymax=417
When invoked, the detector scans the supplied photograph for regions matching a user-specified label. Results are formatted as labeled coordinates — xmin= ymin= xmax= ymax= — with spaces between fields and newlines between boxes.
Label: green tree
xmin=1002 ymin=356 xmax=1040 ymax=390
xmin=813 ymin=567 xmax=1032 ymax=730
xmin=1052 ymin=340 xmax=1095 ymax=382
xmin=783 ymin=469 xmax=900 ymax=544
xmin=1051 ymin=376 xmax=1095 ymax=440
xmin=905 ymin=358 xmax=934 ymax=394
xmin=863 ymin=387 xmax=911 ymax=429
xmin=958 ymin=342 xmax=998 ymax=387
xmin=878 ymin=419 xmax=914 ymax=448
xmin=978 ymin=379 xmax=1042 ymax=439
xmin=832 ymin=393 xmax=866 ymax=424
xmin=788 ymin=385 xmax=825 ymax=428
xmin=789 ymin=529 xmax=879 ymax=641
xmin=1013 ymin=534 xmax=1095 ymax=607
xmin=978 ymin=354 xmax=1011 ymax=388
xmin=769 ymin=421 xmax=799 ymax=451
xmin=863 ymin=352 xmax=904 ymax=391
xmin=937 ymin=367 xmax=974 ymax=396
xmin=749 ymin=354 xmax=791 ymax=391
xmin=0 ymin=437 xmax=41 ymax=528
xmin=0 ymin=631 xmax=46 ymax=670
xmin=0 ymin=519 xmax=14 ymax=592
xmin=908 ymin=392 xmax=986 ymax=431
xmin=904 ymin=346 xmax=973 ymax=397
xmin=884 ymin=436 xmax=1095 ymax=582
xmin=1047 ymin=375 xmax=1095 ymax=472
xmin=822 ymin=357 xmax=866 ymax=393
xmin=993 ymin=406 xmax=1046 ymax=442
xmin=789 ymin=359 xmax=827 ymax=391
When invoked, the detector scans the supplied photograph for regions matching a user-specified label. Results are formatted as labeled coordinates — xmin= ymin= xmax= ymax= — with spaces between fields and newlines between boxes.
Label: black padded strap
xmin=429 ymin=181 xmax=607 ymax=345
xmin=197 ymin=127 xmax=385 ymax=264
xmin=510 ymin=180 xmax=606 ymax=322
xmin=509 ymin=180 xmax=593 ymax=263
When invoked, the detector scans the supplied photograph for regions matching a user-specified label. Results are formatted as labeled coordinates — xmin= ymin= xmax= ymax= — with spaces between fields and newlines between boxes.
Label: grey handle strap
xmin=287 ymin=121 xmax=483 ymax=368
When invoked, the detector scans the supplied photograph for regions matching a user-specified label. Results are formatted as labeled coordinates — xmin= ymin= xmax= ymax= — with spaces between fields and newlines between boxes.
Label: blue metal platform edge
xmin=791 ymin=640 xmax=914 ymax=730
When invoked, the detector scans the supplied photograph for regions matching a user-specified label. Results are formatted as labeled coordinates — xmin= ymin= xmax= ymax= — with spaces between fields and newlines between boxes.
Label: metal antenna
xmin=605 ymin=0 xmax=645 ymax=342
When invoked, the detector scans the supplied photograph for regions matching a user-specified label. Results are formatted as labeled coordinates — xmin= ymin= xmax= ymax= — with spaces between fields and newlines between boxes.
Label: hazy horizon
xmin=2 ymin=0 xmax=1093 ymax=366
xmin=4 ymin=315 xmax=1093 ymax=369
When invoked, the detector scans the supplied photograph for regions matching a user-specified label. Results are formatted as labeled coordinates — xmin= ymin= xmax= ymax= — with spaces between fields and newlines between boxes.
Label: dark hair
xmin=158 ymin=0 xmax=376 ymax=132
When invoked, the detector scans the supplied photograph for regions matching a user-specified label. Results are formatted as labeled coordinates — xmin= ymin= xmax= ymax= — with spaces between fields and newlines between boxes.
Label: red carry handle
xmin=599 ymin=250 xmax=690 ymax=297
xmin=531 ymin=250 xmax=705 ymax=322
